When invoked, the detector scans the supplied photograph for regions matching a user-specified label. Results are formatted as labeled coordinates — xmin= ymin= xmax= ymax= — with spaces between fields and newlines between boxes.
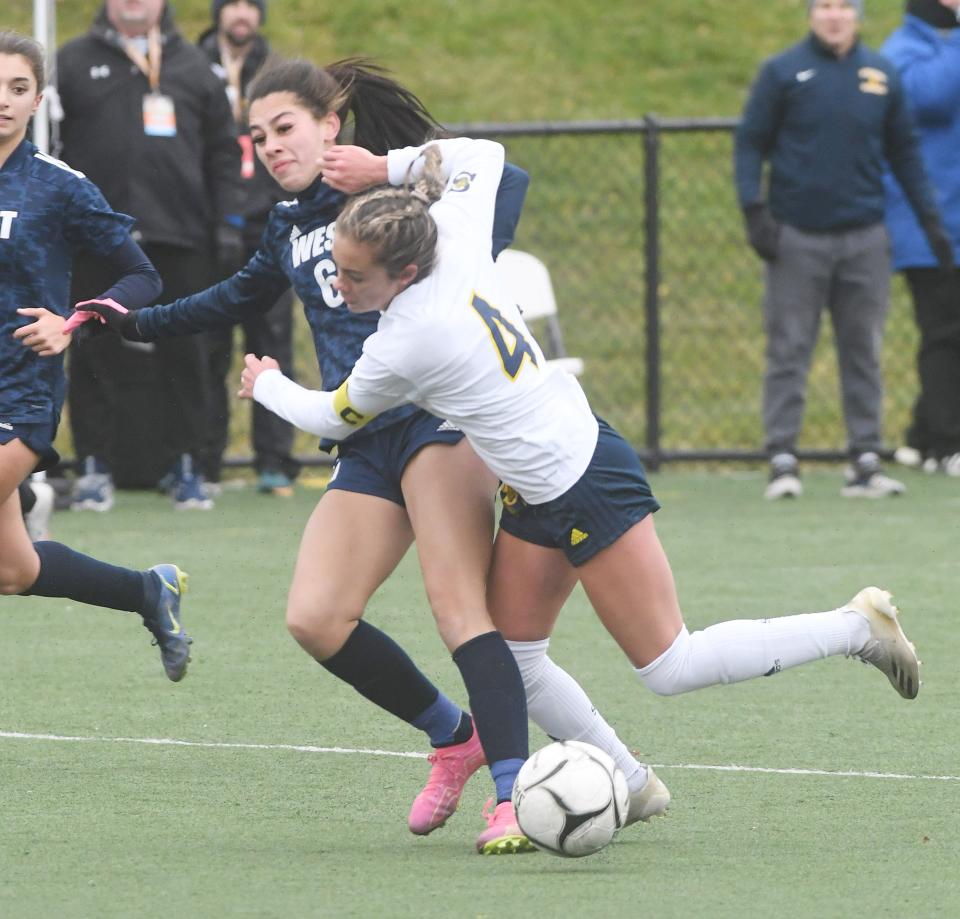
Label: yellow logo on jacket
xmin=859 ymin=68 xmax=888 ymax=96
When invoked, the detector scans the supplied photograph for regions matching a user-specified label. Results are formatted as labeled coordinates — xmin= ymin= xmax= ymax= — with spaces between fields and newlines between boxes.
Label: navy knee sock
xmin=322 ymin=621 xmax=466 ymax=740
xmin=20 ymin=541 xmax=149 ymax=613
xmin=453 ymin=631 xmax=528 ymax=802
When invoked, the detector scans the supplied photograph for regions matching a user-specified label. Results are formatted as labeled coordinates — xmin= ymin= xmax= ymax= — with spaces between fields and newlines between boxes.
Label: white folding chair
xmin=493 ymin=248 xmax=584 ymax=376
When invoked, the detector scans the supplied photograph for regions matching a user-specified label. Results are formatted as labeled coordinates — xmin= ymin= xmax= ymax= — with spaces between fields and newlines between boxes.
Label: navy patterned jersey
xmin=135 ymin=176 xmax=421 ymax=442
xmin=0 ymin=139 xmax=135 ymax=421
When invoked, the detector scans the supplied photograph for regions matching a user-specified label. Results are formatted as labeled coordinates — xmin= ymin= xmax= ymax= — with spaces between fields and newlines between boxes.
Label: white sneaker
xmin=841 ymin=453 xmax=905 ymax=498
xmin=24 ymin=480 xmax=55 ymax=541
xmin=893 ymin=445 xmax=922 ymax=468
xmin=941 ymin=453 xmax=960 ymax=477
xmin=624 ymin=767 xmax=671 ymax=826
xmin=846 ymin=587 xmax=919 ymax=700
xmin=764 ymin=453 xmax=802 ymax=500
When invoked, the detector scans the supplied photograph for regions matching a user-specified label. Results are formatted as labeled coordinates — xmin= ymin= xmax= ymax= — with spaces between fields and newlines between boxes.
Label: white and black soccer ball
xmin=512 ymin=740 xmax=630 ymax=858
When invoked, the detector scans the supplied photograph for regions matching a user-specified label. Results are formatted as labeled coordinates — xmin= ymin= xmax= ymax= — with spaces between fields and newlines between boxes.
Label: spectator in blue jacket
xmin=883 ymin=0 xmax=960 ymax=478
xmin=735 ymin=0 xmax=953 ymax=500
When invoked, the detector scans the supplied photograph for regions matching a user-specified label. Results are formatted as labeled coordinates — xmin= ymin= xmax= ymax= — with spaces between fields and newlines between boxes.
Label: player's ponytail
xmin=247 ymin=57 xmax=442 ymax=157
xmin=326 ymin=58 xmax=444 ymax=155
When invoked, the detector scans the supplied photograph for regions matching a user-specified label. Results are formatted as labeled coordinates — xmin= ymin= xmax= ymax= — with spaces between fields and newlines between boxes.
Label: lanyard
xmin=218 ymin=36 xmax=245 ymax=123
xmin=122 ymin=26 xmax=162 ymax=92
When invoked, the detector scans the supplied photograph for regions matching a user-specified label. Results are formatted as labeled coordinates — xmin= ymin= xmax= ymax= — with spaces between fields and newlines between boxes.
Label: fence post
xmin=643 ymin=114 xmax=662 ymax=471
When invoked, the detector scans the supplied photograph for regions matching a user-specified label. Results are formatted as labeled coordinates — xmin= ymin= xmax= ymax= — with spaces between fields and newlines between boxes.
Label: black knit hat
xmin=907 ymin=0 xmax=960 ymax=28
xmin=211 ymin=0 xmax=266 ymax=24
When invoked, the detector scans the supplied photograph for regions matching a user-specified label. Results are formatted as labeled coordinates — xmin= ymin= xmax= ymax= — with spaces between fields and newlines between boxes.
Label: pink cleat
xmin=476 ymin=799 xmax=536 ymax=855
xmin=408 ymin=724 xmax=486 ymax=835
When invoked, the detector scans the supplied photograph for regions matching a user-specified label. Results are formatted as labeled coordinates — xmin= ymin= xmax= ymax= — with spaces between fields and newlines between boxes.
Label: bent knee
xmin=0 ymin=561 xmax=38 ymax=596
xmin=635 ymin=627 xmax=693 ymax=696
xmin=285 ymin=599 xmax=359 ymax=656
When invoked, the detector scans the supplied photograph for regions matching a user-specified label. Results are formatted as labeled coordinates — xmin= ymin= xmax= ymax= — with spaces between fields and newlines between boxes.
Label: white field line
xmin=2 ymin=729 xmax=959 ymax=783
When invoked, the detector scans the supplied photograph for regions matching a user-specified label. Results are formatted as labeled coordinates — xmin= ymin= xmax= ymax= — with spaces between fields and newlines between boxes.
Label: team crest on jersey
xmin=450 ymin=171 xmax=475 ymax=193
xmin=858 ymin=68 xmax=888 ymax=96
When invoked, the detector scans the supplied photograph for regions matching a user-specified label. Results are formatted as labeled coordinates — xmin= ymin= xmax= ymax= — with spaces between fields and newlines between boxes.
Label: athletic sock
xmin=321 ymin=620 xmax=451 ymax=726
xmin=412 ymin=699 xmax=473 ymax=748
xmin=507 ymin=638 xmax=646 ymax=789
xmin=20 ymin=541 xmax=147 ymax=612
xmin=637 ymin=609 xmax=871 ymax=695
xmin=453 ymin=631 xmax=528 ymax=803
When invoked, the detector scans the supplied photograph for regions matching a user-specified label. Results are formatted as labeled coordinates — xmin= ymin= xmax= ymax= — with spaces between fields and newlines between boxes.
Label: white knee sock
xmin=636 ymin=609 xmax=870 ymax=696
xmin=507 ymin=639 xmax=647 ymax=791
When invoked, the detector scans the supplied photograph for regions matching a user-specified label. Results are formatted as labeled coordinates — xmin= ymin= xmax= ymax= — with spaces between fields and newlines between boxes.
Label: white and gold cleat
xmin=847 ymin=587 xmax=919 ymax=700
xmin=624 ymin=767 xmax=671 ymax=826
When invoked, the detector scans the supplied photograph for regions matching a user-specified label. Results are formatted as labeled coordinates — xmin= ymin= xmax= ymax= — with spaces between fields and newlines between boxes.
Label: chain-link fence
xmin=449 ymin=117 xmax=917 ymax=468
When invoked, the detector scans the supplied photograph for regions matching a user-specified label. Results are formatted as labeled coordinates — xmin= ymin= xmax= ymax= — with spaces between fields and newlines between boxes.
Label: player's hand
xmin=68 ymin=298 xmax=145 ymax=341
xmin=14 ymin=307 xmax=72 ymax=356
xmin=238 ymin=353 xmax=280 ymax=400
xmin=320 ymin=145 xmax=388 ymax=194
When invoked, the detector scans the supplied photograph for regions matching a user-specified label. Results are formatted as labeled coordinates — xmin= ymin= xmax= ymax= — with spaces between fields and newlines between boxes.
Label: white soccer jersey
xmin=254 ymin=138 xmax=599 ymax=504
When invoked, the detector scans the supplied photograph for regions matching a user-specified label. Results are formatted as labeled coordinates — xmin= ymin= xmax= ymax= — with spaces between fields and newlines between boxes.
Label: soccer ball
xmin=512 ymin=740 xmax=630 ymax=857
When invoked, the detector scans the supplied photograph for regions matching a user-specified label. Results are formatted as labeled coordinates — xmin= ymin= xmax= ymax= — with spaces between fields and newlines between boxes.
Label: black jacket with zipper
xmin=57 ymin=4 xmax=243 ymax=252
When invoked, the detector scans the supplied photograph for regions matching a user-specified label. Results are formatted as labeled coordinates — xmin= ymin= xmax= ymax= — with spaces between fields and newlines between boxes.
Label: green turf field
xmin=2 ymin=470 xmax=958 ymax=918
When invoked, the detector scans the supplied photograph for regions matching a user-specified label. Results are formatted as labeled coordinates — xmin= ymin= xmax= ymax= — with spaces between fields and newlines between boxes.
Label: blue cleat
xmin=143 ymin=564 xmax=192 ymax=681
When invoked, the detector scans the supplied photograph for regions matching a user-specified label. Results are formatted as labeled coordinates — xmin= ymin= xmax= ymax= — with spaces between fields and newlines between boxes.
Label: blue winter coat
xmin=882 ymin=15 xmax=960 ymax=270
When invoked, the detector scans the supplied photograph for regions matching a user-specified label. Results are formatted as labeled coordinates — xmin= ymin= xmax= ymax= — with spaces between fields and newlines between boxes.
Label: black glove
xmin=215 ymin=223 xmax=246 ymax=279
xmin=742 ymin=203 xmax=781 ymax=262
xmin=920 ymin=215 xmax=955 ymax=275
xmin=71 ymin=297 xmax=145 ymax=342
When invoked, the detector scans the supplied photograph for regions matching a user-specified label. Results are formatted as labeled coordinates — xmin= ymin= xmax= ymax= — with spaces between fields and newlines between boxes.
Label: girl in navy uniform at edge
xmin=72 ymin=59 xmax=661 ymax=854
xmin=236 ymin=136 xmax=924 ymax=829
xmin=0 ymin=32 xmax=191 ymax=683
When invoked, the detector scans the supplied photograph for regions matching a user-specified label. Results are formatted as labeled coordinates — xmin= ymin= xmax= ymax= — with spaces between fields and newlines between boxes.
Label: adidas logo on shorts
xmin=569 ymin=528 xmax=589 ymax=546
xmin=436 ymin=420 xmax=460 ymax=432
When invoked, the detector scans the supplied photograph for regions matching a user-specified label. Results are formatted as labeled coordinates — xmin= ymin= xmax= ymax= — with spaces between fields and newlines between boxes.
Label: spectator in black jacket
xmin=57 ymin=0 xmax=244 ymax=510
xmin=735 ymin=0 xmax=952 ymax=501
xmin=197 ymin=0 xmax=300 ymax=495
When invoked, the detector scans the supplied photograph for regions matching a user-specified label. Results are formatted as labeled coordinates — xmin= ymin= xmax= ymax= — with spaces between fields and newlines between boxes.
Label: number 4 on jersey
xmin=471 ymin=294 xmax=539 ymax=380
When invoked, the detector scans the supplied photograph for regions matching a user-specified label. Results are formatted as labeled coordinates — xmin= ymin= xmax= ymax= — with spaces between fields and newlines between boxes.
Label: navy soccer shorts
xmin=325 ymin=409 xmax=465 ymax=507
xmin=497 ymin=418 xmax=660 ymax=566
xmin=0 ymin=415 xmax=61 ymax=473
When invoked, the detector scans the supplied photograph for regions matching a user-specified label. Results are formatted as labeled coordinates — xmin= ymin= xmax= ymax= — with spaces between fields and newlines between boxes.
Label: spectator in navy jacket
xmin=734 ymin=0 xmax=952 ymax=500
xmin=883 ymin=0 xmax=960 ymax=478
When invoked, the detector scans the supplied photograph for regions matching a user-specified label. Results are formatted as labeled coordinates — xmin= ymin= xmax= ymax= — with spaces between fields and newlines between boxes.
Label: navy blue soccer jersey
xmin=134 ymin=176 xmax=421 ymax=442
xmin=0 ymin=138 xmax=135 ymax=422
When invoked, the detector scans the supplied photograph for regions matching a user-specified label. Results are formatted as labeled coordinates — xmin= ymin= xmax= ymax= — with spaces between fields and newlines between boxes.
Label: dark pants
xmin=903 ymin=268 xmax=960 ymax=459
xmin=68 ymin=244 xmax=213 ymax=485
xmin=201 ymin=287 xmax=298 ymax=481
